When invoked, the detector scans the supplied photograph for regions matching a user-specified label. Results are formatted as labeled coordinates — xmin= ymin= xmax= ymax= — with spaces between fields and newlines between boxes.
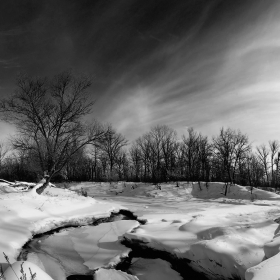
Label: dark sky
xmin=0 ymin=0 xmax=280 ymax=144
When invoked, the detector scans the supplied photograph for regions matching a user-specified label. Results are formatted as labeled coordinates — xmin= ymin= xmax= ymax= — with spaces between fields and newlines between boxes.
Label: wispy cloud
xmin=100 ymin=1 xmax=280 ymax=144
xmin=0 ymin=58 xmax=20 ymax=69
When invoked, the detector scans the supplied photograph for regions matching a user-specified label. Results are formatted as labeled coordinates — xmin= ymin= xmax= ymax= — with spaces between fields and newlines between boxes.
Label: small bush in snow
xmin=1 ymin=252 xmax=36 ymax=280
xmin=81 ymin=188 xmax=88 ymax=197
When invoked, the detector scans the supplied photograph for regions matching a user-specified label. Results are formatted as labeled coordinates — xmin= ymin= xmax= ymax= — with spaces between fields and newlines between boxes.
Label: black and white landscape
xmin=0 ymin=1 xmax=280 ymax=280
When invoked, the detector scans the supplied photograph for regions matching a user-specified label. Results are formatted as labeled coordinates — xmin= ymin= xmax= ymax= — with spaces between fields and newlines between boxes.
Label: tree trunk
xmin=36 ymin=175 xmax=51 ymax=194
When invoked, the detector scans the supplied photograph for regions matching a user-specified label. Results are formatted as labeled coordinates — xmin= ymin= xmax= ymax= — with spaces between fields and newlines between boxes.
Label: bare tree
xmin=274 ymin=152 xmax=280 ymax=189
xmin=269 ymin=140 xmax=279 ymax=188
xmin=213 ymin=128 xmax=250 ymax=195
xmin=159 ymin=126 xmax=177 ymax=182
xmin=256 ymin=144 xmax=270 ymax=186
xmin=129 ymin=143 xmax=142 ymax=181
xmin=197 ymin=134 xmax=212 ymax=184
xmin=0 ymin=142 xmax=9 ymax=168
xmin=135 ymin=134 xmax=153 ymax=181
xmin=182 ymin=128 xmax=199 ymax=181
xmin=96 ymin=125 xmax=128 ymax=181
xmin=0 ymin=72 xmax=106 ymax=193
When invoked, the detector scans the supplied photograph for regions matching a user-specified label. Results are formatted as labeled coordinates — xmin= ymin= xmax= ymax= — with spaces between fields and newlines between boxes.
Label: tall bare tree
xmin=96 ymin=125 xmax=128 ymax=181
xmin=129 ymin=143 xmax=142 ymax=181
xmin=213 ymin=128 xmax=250 ymax=195
xmin=269 ymin=140 xmax=279 ymax=187
xmin=0 ymin=72 xmax=106 ymax=193
xmin=182 ymin=128 xmax=199 ymax=181
xmin=0 ymin=142 xmax=9 ymax=168
xmin=256 ymin=144 xmax=270 ymax=185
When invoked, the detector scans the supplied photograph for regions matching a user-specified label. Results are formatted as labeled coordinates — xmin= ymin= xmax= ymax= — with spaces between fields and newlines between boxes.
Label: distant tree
xmin=96 ymin=125 xmax=128 ymax=181
xmin=197 ymin=134 xmax=212 ymax=183
xmin=269 ymin=140 xmax=279 ymax=187
xmin=182 ymin=128 xmax=199 ymax=181
xmin=246 ymin=152 xmax=265 ymax=188
xmin=0 ymin=141 xmax=9 ymax=171
xmin=116 ymin=150 xmax=129 ymax=180
xmin=256 ymin=144 xmax=270 ymax=186
xmin=129 ymin=143 xmax=142 ymax=181
xmin=131 ymin=125 xmax=178 ymax=183
xmin=88 ymin=145 xmax=102 ymax=181
xmin=159 ymin=125 xmax=177 ymax=182
xmin=135 ymin=134 xmax=153 ymax=181
xmin=0 ymin=71 xmax=106 ymax=193
xmin=274 ymin=152 xmax=280 ymax=189
xmin=213 ymin=128 xmax=250 ymax=195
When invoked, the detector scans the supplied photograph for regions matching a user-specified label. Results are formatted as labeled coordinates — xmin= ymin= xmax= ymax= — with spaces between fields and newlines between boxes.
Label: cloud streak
xmin=0 ymin=0 xmax=280 ymax=145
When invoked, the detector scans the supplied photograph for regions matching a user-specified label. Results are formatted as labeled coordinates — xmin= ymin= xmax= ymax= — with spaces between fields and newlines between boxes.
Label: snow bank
xmin=245 ymin=252 xmax=280 ymax=280
xmin=244 ymin=221 xmax=280 ymax=279
xmin=124 ymin=204 xmax=279 ymax=279
xmin=192 ymin=182 xmax=280 ymax=201
xmin=0 ymin=182 xmax=125 ymax=266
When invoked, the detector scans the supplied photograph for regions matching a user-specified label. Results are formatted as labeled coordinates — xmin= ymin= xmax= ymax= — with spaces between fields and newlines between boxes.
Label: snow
xmin=3 ymin=261 xmax=54 ymax=280
xmin=28 ymin=220 xmax=139 ymax=277
xmin=191 ymin=181 xmax=280 ymax=200
xmin=68 ymin=181 xmax=280 ymax=279
xmin=27 ymin=252 xmax=67 ymax=280
xmin=2 ymin=180 xmax=280 ymax=280
xmin=124 ymin=208 xmax=278 ymax=279
xmin=245 ymin=252 xmax=280 ymax=280
xmin=0 ymin=181 xmax=124 ymax=267
xmin=116 ymin=182 xmax=280 ymax=279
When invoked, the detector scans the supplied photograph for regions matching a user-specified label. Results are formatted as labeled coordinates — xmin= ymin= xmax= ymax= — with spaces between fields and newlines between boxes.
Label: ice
xmin=27 ymin=220 xmax=139 ymax=275
xmin=129 ymin=258 xmax=182 ymax=280
xmin=27 ymin=252 xmax=66 ymax=280
xmin=94 ymin=268 xmax=138 ymax=280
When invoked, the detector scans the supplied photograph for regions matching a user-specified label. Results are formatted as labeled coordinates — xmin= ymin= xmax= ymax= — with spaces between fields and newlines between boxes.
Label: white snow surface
xmin=66 ymin=181 xmax=280 ymax=279
xmin=2 ymin=181 xmax=280 ymax=280
xmin=117 ymin=182 xmax=280 ymax=280
xmin=0 ymin=181 xmax=124 ymax=267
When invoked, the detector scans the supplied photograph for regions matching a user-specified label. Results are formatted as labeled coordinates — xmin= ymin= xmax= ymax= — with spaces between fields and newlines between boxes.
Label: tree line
xmin=0 ymin=72 xmax=279 ymax=190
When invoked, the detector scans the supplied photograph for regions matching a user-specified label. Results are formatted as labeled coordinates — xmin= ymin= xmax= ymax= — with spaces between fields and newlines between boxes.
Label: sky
xmin=0 ymin=0 xmax=280 ymax=145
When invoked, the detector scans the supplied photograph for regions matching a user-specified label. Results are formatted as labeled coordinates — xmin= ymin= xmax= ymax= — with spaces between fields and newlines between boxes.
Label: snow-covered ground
xmin=1 ymin=181 xmax=280 ymax=280
xmin=27 ymin=220 xmax=139 ymax=279
xmin=0 ymin=181 xmax=127 ymax=279
xmin=69 ymin=181 xmax=280 ymax=280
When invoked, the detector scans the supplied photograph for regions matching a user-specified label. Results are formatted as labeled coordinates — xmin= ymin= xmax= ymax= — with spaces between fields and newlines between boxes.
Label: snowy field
xmin=1 ymin=181 xmax=280 ymax=280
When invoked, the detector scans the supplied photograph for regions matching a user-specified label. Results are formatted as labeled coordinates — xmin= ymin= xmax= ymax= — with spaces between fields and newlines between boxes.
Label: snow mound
xmin=245 ymin=222 xmax=280 ymax=279
xmin=0 ymin=184 xmax=124 ymax=265
xmin=192 ymin=182 xmax=280 ymax=200
xmin=124 ymin=204 xmax=278 ymax=279
xmin=0 ymin=183 xmax=19 ymax=193
xmin=263 ymin=228 xmax=280 ymax=259
xmin=245 ymin=252 xmax=280 ymax=280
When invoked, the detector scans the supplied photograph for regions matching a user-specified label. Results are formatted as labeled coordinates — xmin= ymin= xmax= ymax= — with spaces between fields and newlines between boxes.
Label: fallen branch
xmin=0 ymin=179 xmax=36 ymax=190
xmin=0 ymin=179 xmax=14 ymax=185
